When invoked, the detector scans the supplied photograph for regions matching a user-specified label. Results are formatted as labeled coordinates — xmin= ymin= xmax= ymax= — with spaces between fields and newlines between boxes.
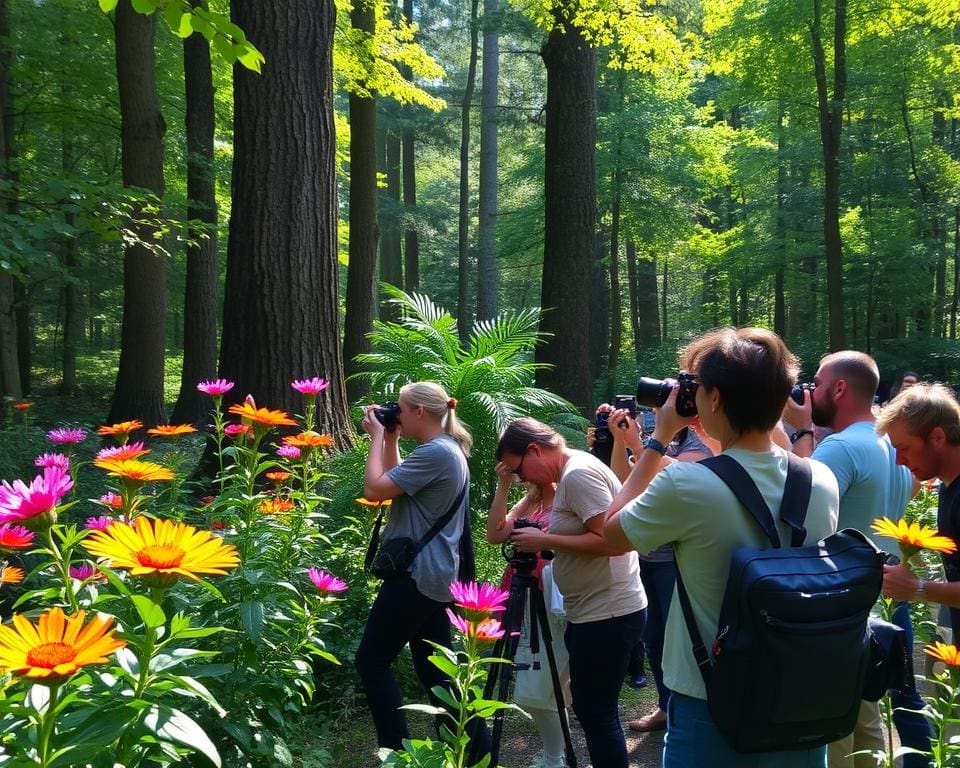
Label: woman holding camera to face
xmin=603 ymin=328 xmax=839 ymax=768
xmin=356 ymin=381 xmax=487 ymax=754
xmin=497 ymin=418 xmax=646 ymax=768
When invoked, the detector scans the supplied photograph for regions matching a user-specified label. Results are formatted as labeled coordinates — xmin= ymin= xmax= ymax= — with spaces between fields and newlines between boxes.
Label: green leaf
xmin=178 ymin=12 xmax=193 ymax=38
xmin=400 ymin=703 xmax=446 ymax=717
xmin=130 ymin=0 xmax=159 ymax=13
xmin=98 ymin=0 xmax=119 ymax=11
xmin=131 ymin=594 xmax=166 ymax=630
xmin=239 ymin=601 xmax=264 ymax=643
xmin=142 ymin=704 xmax=222 ymax=767
xmin=150 ymin=648 xmax=218 ymax=673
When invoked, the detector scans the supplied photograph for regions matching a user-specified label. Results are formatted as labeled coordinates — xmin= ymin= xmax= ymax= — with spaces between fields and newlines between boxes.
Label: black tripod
xmin=476 ymin=545 xmax=576 ymax=768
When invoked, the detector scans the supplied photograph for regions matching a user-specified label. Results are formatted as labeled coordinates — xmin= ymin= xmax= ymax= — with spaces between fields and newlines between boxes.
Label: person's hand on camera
xmin=510 ymin=524 xmax=549 ymax=552
xmin=362 ymin=404 xmax=385 ymax=439
xmin=610 ymin=408 xmax=643 ymax=453
xmin=653 ymin=384 xmax=693 ymax=443
xmin=781 ymin=389 xmax=813 ymax=432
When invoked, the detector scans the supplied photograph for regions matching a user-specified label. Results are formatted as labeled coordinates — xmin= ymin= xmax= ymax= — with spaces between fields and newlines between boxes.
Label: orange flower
xmin=0 ymin=565 xmax=24 ymax=586
xmin=259 ymin=498 xmax=295 ymax=515
xmin=355 ymin=497 xmax=392 ymax=508
xmin=146 ymin=424 xmax=198 ymax=438
xmin=97 ymin=420 xmax=144 ymax=437
xmin=227 ymin=402 xmax=296 ymax=428
xmin=266 ymin=471 xmax=291 ymax=482
xmin=871 ymin=517 xmax=957 ymax=562
xmin=282 ymin=431 xmax=333 ymax=449
xmin=12 ymin=402 xmax=32 ymax=411
xmin=925 ymin=642 xmax=960 ymax=668
xmin=93 ymin=458 xmax=175 ymax=484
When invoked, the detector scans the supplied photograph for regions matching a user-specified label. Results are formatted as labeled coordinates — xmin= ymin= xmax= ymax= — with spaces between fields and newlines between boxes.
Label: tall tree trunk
xmin=344 ymin=0 xmax=378 ymax=404
xmin=661 ymin=256 xmax=668 ymax=344
xmin=220 ymin=0 xmax=353 ymax=449
xmin=774 ymin=101 xmax=787 ymax=337
xmin=401 ymin=0 xmax=419 ymax=294
xmin=171 ymin=6 xmax=218 ymax=425
xmin=811 ymin=0 xmax=847 ymax=350
xmin=476 ymin=0 xmax=499 ymax=320
xmin=0 ymin=0 xmax=21 ymax=401
xmin=108 ymin=1 xmax=166 ymax=426
xmin=535 ymin=21 xmax=596 ymax=414
xmin=58 ymin=28 xmax=81 ymax=397
xmin=379 ymin=127 xmax=402 ymax=321
xmin=457 ymin=0 xmax=480 ymax=341
xmin=626 ymin=240 xmax=641 ymax=361
xmin=605 ymin=175 xmax=622 ymax=403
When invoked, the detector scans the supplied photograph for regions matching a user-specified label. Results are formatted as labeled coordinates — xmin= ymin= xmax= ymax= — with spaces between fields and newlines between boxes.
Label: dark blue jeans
xmin=355 ymin=574 xmax=490 ymax=755
xmin=640 ymin=559 xmax=676 ymax=711
xmin=890 ymin=601 xmax=932 ymax=768
xmin=565 ymin=608 xmax=646 ymax=768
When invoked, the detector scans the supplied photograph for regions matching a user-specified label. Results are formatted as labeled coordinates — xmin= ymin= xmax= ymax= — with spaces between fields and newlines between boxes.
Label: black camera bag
xmin=675 ymin=453 xmax=884 ymax=753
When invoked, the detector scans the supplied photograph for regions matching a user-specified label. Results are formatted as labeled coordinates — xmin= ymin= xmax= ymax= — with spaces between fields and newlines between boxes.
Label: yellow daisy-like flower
xmin=0 ymin=607 xmax=125 ymax=685
xmin=266 ymin=471 xmax=291 ymax=482
xmin=0 ymin=565 xmax=24 ymax=586
xmin=97 ymin=420 xmax=144 ymax=437
xmin=871 ymin=517 xmax=957 ymax=562
xmin=355 ymin=497 xmax=392 ymax=508
xmin=146 ymin=424 xmax=198 ymax=438
xmin=259 ymin=498 xmax=295 ymax=515
xmin=93 ymin=458 xmax=175 ymax=484
xmin=925 ymin=642 xmax=960 ymax=668
xmin=283 ymin=431 xmax=333 ymax=449
xmin=82 ymin=517 xmax=239 ymax=588
xmin=227 ymin=402 xmax=297 ymax=428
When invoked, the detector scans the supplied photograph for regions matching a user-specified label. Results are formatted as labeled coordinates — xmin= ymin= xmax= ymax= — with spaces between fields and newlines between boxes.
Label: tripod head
xmin=501 ymin=518 xmax=554 ymax=573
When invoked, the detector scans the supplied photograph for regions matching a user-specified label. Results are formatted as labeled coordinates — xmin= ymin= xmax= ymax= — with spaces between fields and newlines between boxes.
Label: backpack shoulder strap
xmin=781 ymin=453 xmax=812 ymax=547
xmin=699 ymin=455 xmax=781 ymax=548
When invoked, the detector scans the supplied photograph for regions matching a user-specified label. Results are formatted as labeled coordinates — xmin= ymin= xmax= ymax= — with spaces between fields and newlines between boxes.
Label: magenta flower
xmin=445 ymin=608 xmax=505 ymax=643
xmin=97 ymin=492 xmax=123 ymax=509
xmin=85 ymin=515 xmax=115 ymax=531
xmin=223 ymin=424 xmax=252 ymax=439
xmin=449 ymin=581 xmax=510 ymax=617
xmin=291 ymin=377 xmax=330 ymax=396
xmin=47 ymin=427 xmax=88 ymax=444
xmin=308 ymin=567 xmax=348 ymax=593
xmin=0 ymin=467 xmax=73 ymax=528
xmin=68 ymin=563 xmax=104 ymax=581
xmin=34 ymin=453 xmax=70 ymax=471
xmin=0 ymin=523 xmax=35 ymax=550
xmin=276 ymin=445 xmax=301 ymax=460
xmin=197 ymin=379 xmax=235 ymax=396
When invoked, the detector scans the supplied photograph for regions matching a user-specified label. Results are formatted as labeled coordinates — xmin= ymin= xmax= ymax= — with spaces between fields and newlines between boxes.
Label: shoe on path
xmin=628 ymin=708 xmax=667 ymax=733
xmin=626 ymin=673 xmax=647 ymax=689
xmin=529 ymin=751 xmax=567 ymax=768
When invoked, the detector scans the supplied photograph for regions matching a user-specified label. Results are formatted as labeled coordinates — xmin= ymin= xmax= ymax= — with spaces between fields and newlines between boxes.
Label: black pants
xmin=355 ymin=573 xmax=490 ymax=754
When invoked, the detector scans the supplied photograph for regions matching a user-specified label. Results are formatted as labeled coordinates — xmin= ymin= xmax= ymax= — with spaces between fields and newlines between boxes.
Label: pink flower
xmin=445 ymin=608 xmax=505 ymax=643
xmin=84 ymin=516 xmax=115 ymax=531
xmin=68 ymin=563 xmax=104 ymax=581
xmin=291 ymin=377 xmax=330 ymax=396
xmin=197 ymin=379 xmax=235 ymax=396
xmin=47 ymin=427 xmax=88 ymax=444
xmin=308 ymin=567 xmax=348 ymax=593
xmin=96 ymin=441 xmax=149 ymax=461
xmin=449 ymin=581 xmax=510 ymax=617
xmin=276 ymin=445 xmax=301 ymax=460
xmin=34 ymin=453 xmax=70 ymax=470
xmin=0 ymin=523 xmax=34 ymax=549
xmin=98 ymin=493 xmax=123 ymax=509
xmin=0 ymin=467 xmax=73 ymax=527
xmin=224 ymin=423 xmax=252 ymax=439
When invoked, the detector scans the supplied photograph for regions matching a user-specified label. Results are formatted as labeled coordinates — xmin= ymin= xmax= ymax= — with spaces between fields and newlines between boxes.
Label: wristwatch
xmin=789 ymin=429 xmax=814 ymax=445
xmin=916 ymin=580 xmax=927 ymax=599
xmin=644 ymin=437 xmax=668 ymax=456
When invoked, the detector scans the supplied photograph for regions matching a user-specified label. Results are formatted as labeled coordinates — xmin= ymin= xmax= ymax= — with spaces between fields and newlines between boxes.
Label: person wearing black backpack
xmin=602 ymin=327 xmax=842 ymax=768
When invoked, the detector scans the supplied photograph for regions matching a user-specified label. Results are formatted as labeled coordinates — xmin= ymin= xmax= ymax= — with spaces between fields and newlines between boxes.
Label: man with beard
xmin=783 ymin=350 xmax=927 ymax=768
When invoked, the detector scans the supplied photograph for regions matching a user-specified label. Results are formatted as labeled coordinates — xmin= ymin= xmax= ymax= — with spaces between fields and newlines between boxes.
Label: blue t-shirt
xmin=812 ymin=421 xmax=912 ymax=550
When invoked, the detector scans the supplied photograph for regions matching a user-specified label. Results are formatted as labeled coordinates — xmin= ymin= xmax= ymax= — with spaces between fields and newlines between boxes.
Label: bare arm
xmin=511 ymin=512 xmax=629 ymax=556
xmin=362 ymin=405 xmax=405 ymax=501
xmin=883 ymin=563 xmax=960 ymax=607
xmin=486 ymin=464 xmax=533 ymax=544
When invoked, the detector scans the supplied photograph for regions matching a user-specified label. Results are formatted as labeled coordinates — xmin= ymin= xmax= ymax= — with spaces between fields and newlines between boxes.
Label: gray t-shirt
xmin=385 ymin=434 xmax=469 ymax=603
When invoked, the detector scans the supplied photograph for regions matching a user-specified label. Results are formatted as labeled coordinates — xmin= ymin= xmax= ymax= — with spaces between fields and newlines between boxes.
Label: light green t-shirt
xmin=618 ymin=446 xmax=839 ymax=700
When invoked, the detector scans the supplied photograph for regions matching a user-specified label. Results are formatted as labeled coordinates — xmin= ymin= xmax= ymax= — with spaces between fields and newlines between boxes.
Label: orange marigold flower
xmin=925 ymin=642 xmax=960 ymax=668
xmin=82 ymin=517 xmax=239 ymax=588
xmin=0 ymin=565 xmax=24 ymax=586
xmin=266 ymin=471 xmax=291 ymax=482
xmin=871 ymin=517 xmax=957 ymax=562
xmin=259 ymin=498 xmax=295 ymax=515
xmin=0 ymin=607 xmax=125 ymax=685
xmin=13 ymin=402 xmax=32 ymax=411
xmin=227 ymin=402 xmax=296 ymax=428
xmin=146 ymin=424 xmax=198 ymax=438
xmin=93 ymin=458 xmax=175 ymax=484
xmin=282 ymin=431 xmax=333 ymax=449
xmin=97 ymin=420 xmax=144 ymax=437
xmin=355 ymin=497 xmax=392 ymax=508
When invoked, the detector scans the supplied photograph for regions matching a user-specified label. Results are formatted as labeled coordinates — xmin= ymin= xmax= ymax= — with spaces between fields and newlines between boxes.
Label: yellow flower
xmin=871 ymin=517 xmax=957 ymax=562
xmin=0 ymin=565 xmax=24 ymax=586
xmin=93 ymin=458 xmax=175 ymax=484
xmin=0 ymin=607 xmax=125 ymax=685
xmin=355 ymin=497 xmax=392 ymax=508
xmin=83 ymin=517 xmax=239 ymax=588
xmin=283 ymin=431 xmax=333 ymax=449
xmin=925 ymin=642 xmax=960 ymax=668
xmin=259 ymin=498 xmax=295 ymax=515
xmin=227 ymin=402 xmax=297 ymax=428
xmin=146 ymin=424 xmax=198 ymax=438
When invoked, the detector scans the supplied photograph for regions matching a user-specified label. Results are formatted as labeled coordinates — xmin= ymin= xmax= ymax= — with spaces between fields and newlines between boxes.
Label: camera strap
xmin=364 ymin=481 xmax=468 ymax=571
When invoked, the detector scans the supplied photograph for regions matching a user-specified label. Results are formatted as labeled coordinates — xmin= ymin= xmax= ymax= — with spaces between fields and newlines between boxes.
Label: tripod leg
xmin=531 ymin=588 xmax=577 ymax=768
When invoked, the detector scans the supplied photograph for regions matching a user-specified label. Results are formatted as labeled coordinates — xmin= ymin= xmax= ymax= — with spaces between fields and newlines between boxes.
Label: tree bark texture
xmin=476 ymin=0 xmax=499 ymax=321
xmin=536 ymin=22 xmax=596 ymax=414
xmin=637 ymin=249 xmax=659 ymax=346
xmin=108 ymin=0 xmax=167 ymax=426
xmin=626 ymin=240 xmax=641 ymax=361
xmin=172 ymin=15 xmax=219 ymax=425
xmin=220 ymin=0 xmax=354 ymax=448
xmin=606 ymin=179 xmax=622 ymax=403
xmin=401 ymin=0 xmax=419 ymax=294
xmin=457 ymin=0 xmax=480 ymax=342
xmin=379 ymin=127 xmax=402 ymax=321
xmin=0 ymin=0 xmax=21 ymax=401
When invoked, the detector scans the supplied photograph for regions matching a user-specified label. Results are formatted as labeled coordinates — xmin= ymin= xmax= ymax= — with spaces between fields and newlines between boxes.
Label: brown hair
xmin=496 ymin=417 xmax=565 ymax=461
xmin=876 ymin=382 xmax=960 ymax=445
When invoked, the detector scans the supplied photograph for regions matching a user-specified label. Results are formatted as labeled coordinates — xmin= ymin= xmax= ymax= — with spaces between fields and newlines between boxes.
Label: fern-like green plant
xmin=351 ymin=285 xmax=586 ymax=507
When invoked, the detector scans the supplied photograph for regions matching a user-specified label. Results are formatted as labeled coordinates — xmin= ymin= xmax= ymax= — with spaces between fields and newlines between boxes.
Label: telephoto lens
xmin=373 ymin=401 xmax=401 ymax=431
xmin=635 ymin=375 xmax=699 ymax=417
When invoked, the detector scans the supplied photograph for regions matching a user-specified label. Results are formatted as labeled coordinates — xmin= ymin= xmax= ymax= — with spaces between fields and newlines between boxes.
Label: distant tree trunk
xmin=661 ymin=256 xmax=668 ymax=343
xmin=171 ymin=9 xmax=218 ymax=425
xmin=626 ymin=240 xmax=641 ymax=361
xmin=605 ymin=175 xmax=622 ymax=403
xmin=952 ymin=205 xmax=959 ymax=339
xmin=589 ymin=232 xmax=608 ymax=380
xmin=535 ymin=21 xmax=596 ymax=414
xmin=476 ymin=0 xmax=499 ymax=321
xmin=811 ymin=0 xmax=846 ymax=351
xmin=457 ymin=0 xmax=480 ymax=341
xmin=14 ymin=282 xmax=28 ymax=394
xmin=108 ymin=1 xmax=167 ymax=426
xmin=379 ymin=127 xmax=402 ymax=321
xmin=344 ymin=0 xmax=378 ymax=404
xmin=401 ymin=0 xmax=419 ymax=294
xmin=774 ymin=101 xmax=787 ymax=337
xmin=637 ymin=254 xmax=659 ymax=346
xmin=220 ymin=0 xmax=353 ymax=449
xmin=0 ymin=0 xmax=21 ymax=401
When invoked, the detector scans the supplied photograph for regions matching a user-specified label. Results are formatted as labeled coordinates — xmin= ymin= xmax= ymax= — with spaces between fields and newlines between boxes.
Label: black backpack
xmin=675 ymin=453 xmax=884 ymax=753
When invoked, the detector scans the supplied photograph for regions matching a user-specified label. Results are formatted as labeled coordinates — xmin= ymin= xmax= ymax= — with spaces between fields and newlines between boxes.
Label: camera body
xmin=504 ymin=517 xmax=545 ymax=571
xmin=635 ymin=373 xmax=699 ymax=417
xmin=790 ymin=383 xmax=814 ymax=405
xmin=591 ymin=411 xmax=614 ymax=466
xmin=374 ymin=401 xmax=401 ymax=431
xmin=614 ymin=394 xmax=637 ymax=418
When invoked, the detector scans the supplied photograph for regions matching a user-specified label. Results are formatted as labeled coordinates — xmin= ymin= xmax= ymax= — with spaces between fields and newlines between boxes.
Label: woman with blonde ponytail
xmin=355 ymin=381 xmax=487 ymax=756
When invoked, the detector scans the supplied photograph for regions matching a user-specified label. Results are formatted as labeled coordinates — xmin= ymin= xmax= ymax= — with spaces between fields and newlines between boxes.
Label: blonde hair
xmin=399 ymin=381 xmax=473 ymax=457
xmin=876 ymin=382 xmax=960 ymax=445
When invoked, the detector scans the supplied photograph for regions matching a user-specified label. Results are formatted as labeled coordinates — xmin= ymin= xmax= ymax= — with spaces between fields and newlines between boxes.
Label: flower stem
xmin=45 ymin=527 xmax=78 ymax=613
xmin=37 ymin=684 xmax=60 ymax=767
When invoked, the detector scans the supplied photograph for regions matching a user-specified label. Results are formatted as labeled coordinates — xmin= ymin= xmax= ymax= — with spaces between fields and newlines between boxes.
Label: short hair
xmin=819 ymin=350 xmax=879 ymax=404
xmin=680 ymin=327 xmax=799 ymax=435
xmin=876 ymin=382 xmax=960 ymax=445
xmin=902 ymin=371 xmax=919 ymax=382
xmin=496 ymin=417 xmax=565 ymax=460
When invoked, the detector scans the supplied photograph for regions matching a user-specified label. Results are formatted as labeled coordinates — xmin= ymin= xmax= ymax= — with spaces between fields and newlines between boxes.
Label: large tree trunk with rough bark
xmin=457 ymin=0 xmax=480 ymax=341
xmin=171 ymin=12 xmax=218 ymax=425
xmin=476 ymin=0 xmax=498 ymax=321
xmin=108 ymin=1 xmax=167 ymax=426
xmin=535 ymin=22 xmax=596 ymax=414
xmin=401 ymin=0 xmax=419 ymax=295
xmin=220 ymin=0 xmax=353 ymax=449
xmin=0 ymin=0 xmax=21 ymax=402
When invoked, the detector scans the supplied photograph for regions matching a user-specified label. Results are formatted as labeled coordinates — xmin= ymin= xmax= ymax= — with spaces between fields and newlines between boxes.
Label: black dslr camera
xmin=790 ymin=383 xmax=814 ymax=405
xmin=373 ymin=401 xmax=401 ymax=432
xmin=635 ymin=373 xmax=699 ymax=417
xmin=503 ymin=518 xmax=552 ymax=571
